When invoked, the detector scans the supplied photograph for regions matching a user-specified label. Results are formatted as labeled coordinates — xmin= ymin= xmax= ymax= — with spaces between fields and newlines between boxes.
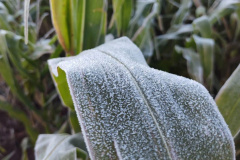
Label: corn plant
xmin=1 ymin=0 xmax=239 ymax=159
xmin=0 ymin=0 xmax=69 ymax=158
xmin=42 ymin=36 xmax=236 ymax=159
xmin=31 ymin=0 xmax=240 ymax=159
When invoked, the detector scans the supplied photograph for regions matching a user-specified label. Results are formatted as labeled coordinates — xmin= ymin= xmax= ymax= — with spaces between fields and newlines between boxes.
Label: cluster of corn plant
xmin=0 ymin=0 xmax=71 ymax=159
xmin=1 ymin=0 xmax=240 ymax=159
xmin=33 ymin=0 xmax=240 ymax=159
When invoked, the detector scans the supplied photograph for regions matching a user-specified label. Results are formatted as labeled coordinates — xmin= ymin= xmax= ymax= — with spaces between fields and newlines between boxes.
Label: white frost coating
xmin=48 ymin=56 xmax=79 ymax=76
xmin=48 ymin=37 xmax=235 ymax=160
xmin=97 ymin=37 xmax=148 ymax=67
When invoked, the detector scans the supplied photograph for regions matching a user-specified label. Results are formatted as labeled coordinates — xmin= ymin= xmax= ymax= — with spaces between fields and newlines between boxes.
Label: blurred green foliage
xmin=0 ymin=0 xmax=68 ymax=158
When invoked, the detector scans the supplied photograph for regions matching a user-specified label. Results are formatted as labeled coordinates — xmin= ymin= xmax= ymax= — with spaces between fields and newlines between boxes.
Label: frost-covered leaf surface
xmin=35 ymin=133 xmax=88 ymax=160
xmin=48 ymin=37 xmax=235 ymax=160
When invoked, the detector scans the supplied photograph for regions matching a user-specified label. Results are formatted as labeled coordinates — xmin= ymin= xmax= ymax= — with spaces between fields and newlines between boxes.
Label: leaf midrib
xmin=95 ymin=49 xmax=173 ymax=160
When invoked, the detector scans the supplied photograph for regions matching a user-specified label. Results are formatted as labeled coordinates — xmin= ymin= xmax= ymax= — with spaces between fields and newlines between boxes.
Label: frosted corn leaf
xmin=35 ymin=133 xmax=88 ymax=160
xmin=48 ymin=37 xmax=235 ymax=160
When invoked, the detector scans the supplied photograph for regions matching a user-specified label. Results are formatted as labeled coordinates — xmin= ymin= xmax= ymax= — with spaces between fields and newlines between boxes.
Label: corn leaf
xmin=0 ymin=30 xmax=38 ymax=83
xmin=113 ymin=0 xmax=132 ymax=36
xmin=49 ymin=0 xmax=72 ymax=54
xmin=193 ymin=15 xmax=212 ymax=38
xmin=35 ymin=133 xmax=88 ymax=160
xmin=83 ymin=0 xmax=107 ymax=50
xmin=48 ymin=37 xmax=234 ymax=159
xmin=50 ymin=67 xmax=74 ymax=110
xmin=0 ymin=31 xmax=17 ymax=93
xmin=171 ymin=0 xmax=192 ymax=25
xmin=132 ymin=1 xmax=159 ymax=57
xmin=0 ymin=30 xmax=48 ymax=132
xmin=157 ymin=24 xmax=193 ymax=40
xmin=193 ymin=35 xmax=214 ymax=87
xmin=69 ymin=110 xmax=81 ymax=133
xmin=209 ymin=0 xmax=240 ymax=25
xmin=0 ymin=30 xmax=35 ymax=110
xmin=0 ymin=2 xmax=13 ymax=30
xmin=135 ymin=27 xmax=154 ymax=57
xmin=128 ymin=0 xmax=156 ymax=37
xmin=175 ymin=45 xmax=203 ymax=83
xmin=216 ymin=64 xmax=240 ymax=137
xmin=50 ymin=0 xmax=107 ymax=55
xmin=70 ymin=0 xmax=85 ymax=54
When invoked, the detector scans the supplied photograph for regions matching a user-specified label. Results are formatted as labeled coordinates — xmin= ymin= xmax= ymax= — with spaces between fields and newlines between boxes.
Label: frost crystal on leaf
xmin=48 ymin=37 xmax=235 ymax=160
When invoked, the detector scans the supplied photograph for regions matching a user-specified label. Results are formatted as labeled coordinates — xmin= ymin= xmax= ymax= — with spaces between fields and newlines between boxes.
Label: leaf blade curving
xmin=48 ymin=37 xmax=235 ymax=159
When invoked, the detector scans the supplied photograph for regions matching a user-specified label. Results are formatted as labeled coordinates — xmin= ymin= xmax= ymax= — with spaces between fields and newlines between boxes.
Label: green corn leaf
xmin=0 ymin=2 xmax=13 ymax=30
xmin=193 ymin=15 xmax=212 ymax=38
xmin=0 ymin=30 xmax=48 ymax=131
xmin=70 ymin=0 xmax=85 ymax=54
xmin=0 ymin=30 xmax=39 ymax=84
xmin=128 ymin=0 xmax=156 ymax=37
xmin=135 ymin=27 xmax=154 ymax=57
xmin=0 ymin=30 xmax=34 ymax=110
xmin=131 ymin=1 xmax=159 ymax=57
xmin=131 ymin=2 xmax=159 ymax=42
xmin=209 ymin=0 xmax=240 ymax=25
xmin=113 ymin=0 xmax=132 ymax=36
xmin=175 ymin=45 xmax=203 ymax=83
xmin=157 ymin=24 xmax=193 ymax=40
xmin=171 ymin=0 xmax=192 ymax=25
xmin=49 ymin=0 xmax=107 ymax=55
xmin=129 ymin=0 xmax=155 ymax=25
xmin=29 ymin=39 xmax=55 ymax=60
xmin=49 ymin=0 xmax=72 ymax=54
xmin=48 ymin=37 xmax=234 ymax=159
xmin=35 ymin=133 xmax=88 ymax=160
xmin=0 ymin=31 xmax=17 ymax=93
xmin=83 ymin=0 xmax=107 ymax=50
xmin=193 ymin=35 xmax=214 ymax=88
xmin=50 ymin=66 xmax=74 ymax=110
xmin=216 ymin=64 xmax=240 ymax=137
xmin=69 ymin=109 xmax=81 ymax=133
